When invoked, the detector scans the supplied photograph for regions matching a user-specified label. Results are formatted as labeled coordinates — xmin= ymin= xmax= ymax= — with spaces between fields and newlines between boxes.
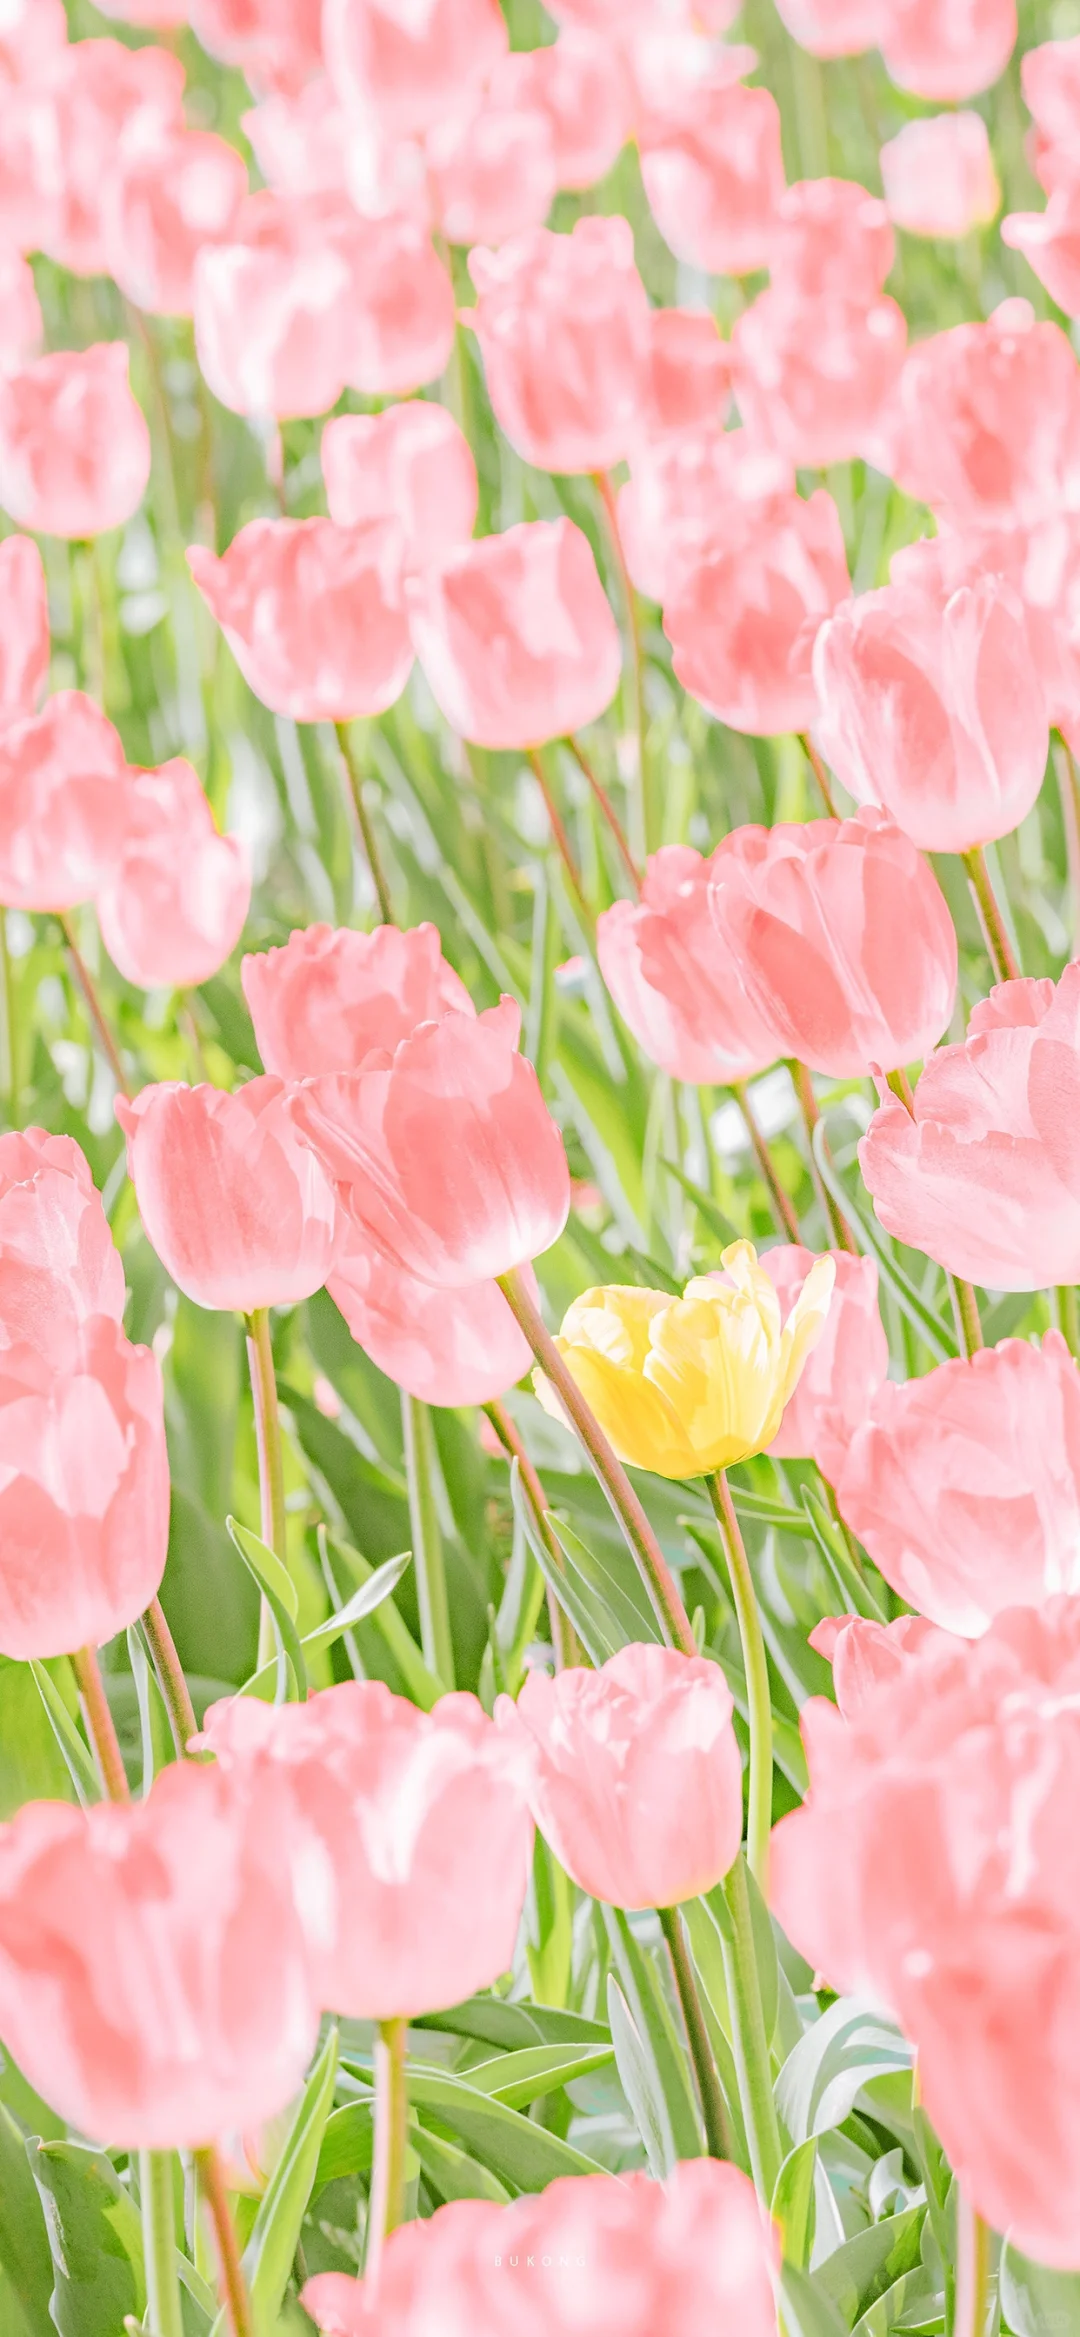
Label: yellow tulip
xmin=536 ymin=1241 xmax=835 ymax=1480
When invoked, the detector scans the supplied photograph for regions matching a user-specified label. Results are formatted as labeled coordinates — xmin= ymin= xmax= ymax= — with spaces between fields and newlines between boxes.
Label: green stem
xmin=366 ymin=2016 xmax=408 ymax=2284
xmin=947 ymin=1275 xmax=984 ymax=1358
xmin=961 ymin=845 xmax=1020 ymax=985
xmin=482 ymin=1397 xmax=581 ymax=1671
xmin=717 ymin=1854 xmax=782 ymax=2206
xmin=594 ymin=469 xmax=651 ymax=861
xmin=60 ymin=914 xmax=133 ymax=1099
xmin=792 ymin=1061 xmax=856 ymax=1254
xmin=564 ymin=734 xmax=641 ymax=894
xmin=1053 ymin=1283 xmax=1080 ymax=1360
xmin=706 ymin=1473 xmax=773 ymax=1889
xmin=953 ymin=2193 xmax=991 ymax=2337
xmin=193 ymin=2148 xmax=253 ymax=2337
xmin=799 ymin=732 xmax=837 ymax=817
xmin=526 ymin=748 xmax=590 ymax=926
xmin=142 ymin=1596 xmax=198 ymax=1758
xmin=400 ymin=1391 xmax=455 ymax=1689
xmin=71 ymin=1645 xmax=129 ymax=1803
xmin=139 ymin=2151 xmax=184 ymax=2337
xmin=245 ymin=1308 xmax=287 ymax=1673
xmin=733 ymin=1081 xmax=800 ymax=1243
xmin=496 ymin=1266 xmax=697 ymax=1656
xmin=335 ymin=722 xmax=395 ymax=925
xmin=658 ymin=1905 xmax=735 ymax=2161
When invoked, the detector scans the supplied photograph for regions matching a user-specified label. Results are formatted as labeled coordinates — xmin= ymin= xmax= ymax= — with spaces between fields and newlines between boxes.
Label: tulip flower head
xmin=329 ymin=1224 xmax=533 ymax=1409
xmin=881 ymin=112 xmax=1000 ymax=240
xmin=96 ymin=758 xmax=251 ymax=993
xmin=498 ymin=1644 xmax=743 ymax=1909
xmin=764 ymin=1246 xmax=888 ymax=1484
xmin=0 ymin=1760 xmax=318 ymax=2149
xmin=242 ymin=920 xmax=472 ymax=1081
xmin=0 ymin=343 xmax=151 ymax=540
xmin=0 ymin=535 xmax=49 ymax=730
xmin=187 ymin=517 xmax=412 ymax=726
xmin=199 ymin=1682 xmax=534 ymax=2020
xmin=596 ymin=844 xmax=782 ymax=1085
xmin=303 ymin=2159 xmax=779 ymax=2337
xmin=0 ymin=1129 xmax=126 ymax=1362
xmin=466 ymin=216 xmax=651 ymax=477
xmin=535 ymin=1242 xmax=834 ymax=1480
xmin=665 ymin=487 xmax=851 ymax=737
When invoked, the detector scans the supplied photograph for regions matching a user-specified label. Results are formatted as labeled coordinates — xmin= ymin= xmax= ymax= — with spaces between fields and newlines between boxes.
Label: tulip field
xmin=8 ymin=0 xmax=1080 ymax=2332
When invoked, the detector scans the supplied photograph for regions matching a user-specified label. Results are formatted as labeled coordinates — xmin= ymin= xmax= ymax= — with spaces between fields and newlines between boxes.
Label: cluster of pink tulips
xmin=7 ymin=0 xmax=1080 ymax=2334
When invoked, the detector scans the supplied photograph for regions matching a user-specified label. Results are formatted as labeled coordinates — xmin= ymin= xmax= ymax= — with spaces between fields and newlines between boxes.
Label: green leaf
xmin=1000 ymin=2246 xmax=1080 ymax=2337
xmin=525 ymin=1831 xmax=573 ymax=2011
xmin=601 ymin=1908 xmax=702 ymax=2172
xmin=0 ymin=1656 xmax=76 ymax=1816
xmin=851 ymin=2269 xmax=940 ymax=2337
xmin=799 ymin=1486 xmax=887 ymax=1625
xmin=780 ymin=2265 xmax=850 ymax=2337
xmin=403 ymin=2068 xmax=608 ymax=2191
xmin=463 ymin=2042 xmax=615 ymax=2109
xmin=775 ymin=1998 xmax=913 ymax=2147
xmin=811 ymin=1120 xmax=957 ymax=1366
xmin=0 ymin=2106 xmax=53 ymax=2335
xmin=411 ymin=2128 xmax=511 ymax=2208
xmin=416 ymin=2000 xmax=610 ymax=2052
xmin=606 ymin=1979 xmax=674 ymax=2179
xmin=28 ymin=1662 xmax=98 ymax=1806
xmin=239 ymin=1547 xmax=413 ymax=1698
xmin=314 ymin=2103 xmax=373 ymax=2193
xmin=510 ymin=1469 xmax=624 ymax=1665
xmin=238 ymin=2028 xmax=339 ymax=2334
xmin=324 ymin=1532 xmax=445 ymax=1711
xmin=29 ymin=2139 xmax=146 ymax=2337
xmin=661 ymin=1157 xmax=740 ymax=1249
xmin=814 ymin=2211 xmax=924 ymax=2331
xmin=547 ymin=1512 xmax=660 ymax=1646
xmin=772 ymin=2139 xmax=817 ymax=2273
xmin=226 ymin=1517 xmax=307 ymax=1702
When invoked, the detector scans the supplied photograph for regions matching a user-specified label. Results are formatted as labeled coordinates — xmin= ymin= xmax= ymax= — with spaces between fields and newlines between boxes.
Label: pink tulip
xmin=187 ymin=518 xmax=412 ymax=725
xmin=116 ymin=1077 xmax=340 ymax=1314
xmin=95 ymin=759 xmax=251 ymax=993
xmin=0 ymin=1761 xmax=318 ymax=2148
xmin=814 ymin=569 xmax=1049 ymax=853
xmin=335 ymin=210 xmax=456 ymax=398
xmin=771 ymin=1598 xmax=1080 ymax=2268
xmin=200 ymin=1682 xmax=533 ymax=2018
xmin=323 ymin=0 xmax=508 ymax=138
xmin=732 ymin=287 xmax=908 ymax=472
xmin=809 ymin=1610 xmax=950 ymax=1719
xmin=303 ymin=2160 xmax=779 ymax=2337
xmin=596 ymin=845 xmax=781 ymax=1084
xmin=497 ymin=1646 xmax=742 ymax=1909
xmin=773 ymin=0 xmax=886 ymax=57
xmin=881 ymin=111 xmax=1000 ymax=239
xmin=187 ymin=0 xmax=325 ymax=91
xmin=0 ymin=693 xmax=132 ymax=913
xmin=769 ymin=176 xmax=894 ymax=302
xmin=0 ymin=82 xmax=61 ymax=262
xmin=640 ymin=308 xmax=731 ymax=439
xmin=709 ymin=810 xmax=958 ymax=1079
xmin=406 ymin=517 xmax=622 ymax=751
xmin=0 ymin=1129 xmax=127 ymax=1364
xmin=0 ymin=1315 xmax=169 ymax=1662
xmin=837 ymin=1333 xmax=1080 ymax=1636
xmin=288 ymin=997 xmax=570 ymax=1289
xmin=639 ymin=80 xmax=786 ymax=279
xmin=104 ymin=125 xmax=249 ymax=319
xmin=890 ymin=521 xmax=1080 ymax=757
xmin=619 ymin=428 xmax=793 ymax=605
xmin=243 ymin=920 xmax=472 ymax=1081
xmin=1022 ymin=37 xmax=1080 ymax=195
xmin=36 ymin=37 xmax=184 ymax=278
xmin=0 ymin=537 xmax=48 ymax=730
xmin=764 ymin=1247 xmax=888 ymax=1484
xmin=1003 ymin=188 xmax=1080 ymax=320
xmin=241 ymin=79 xmax=352 ymax=200
xmin=93 ymin=0 xmax=187 ymax=21
xmin=0 ymin=345 xmax=151 ymax=541
xmin=881 ymin=302 xmax=1080 ymax=529
xmin=880 ymin=0 xmax=1016 ymax=102
xmin=0 ymin=252 xmax=41 ymax=371
xmin=322 ymin=405 xmax=477 ymax=570
xmin=329 ymin=1225 xmax=532 ymax=1408
xmin=192 ymin=192 xmax=355 ymax=420
xmin=860 ymin=964 xmax=1080 ymax=1290
xmin=491 ymin=29 xmax=633 ymax=193
xmin=0 ymin=0 xmax=66 ymax=83
xmin=467 ymin=217 xmax=651 ymax=476
xmin=665 ymin=487 xmax=850 ymax=738
xmin=428 ymin=96 xmax=556 ymax=250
